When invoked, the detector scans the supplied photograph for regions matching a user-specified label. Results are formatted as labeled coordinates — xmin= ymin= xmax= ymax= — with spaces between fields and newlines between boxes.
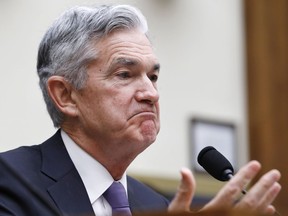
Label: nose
xmin=135 ymin=76 xmax=159 ymax=104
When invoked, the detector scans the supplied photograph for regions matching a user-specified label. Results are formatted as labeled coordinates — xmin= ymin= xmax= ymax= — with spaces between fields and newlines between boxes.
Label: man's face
xmin=74 ymin=29 xmax=160 ymax=156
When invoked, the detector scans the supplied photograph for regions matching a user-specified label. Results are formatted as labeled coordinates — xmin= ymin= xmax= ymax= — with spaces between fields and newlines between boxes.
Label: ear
xmin=47 ymin=76 xmax=78 ymax=117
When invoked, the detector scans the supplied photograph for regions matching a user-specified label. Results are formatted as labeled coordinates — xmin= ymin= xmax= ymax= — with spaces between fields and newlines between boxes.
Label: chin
xmin=141 ymin=134 xmax=157 ymax=148
xmin=136 ymin=140 xmax=154 ymax=155
xmin=140 ymin=120 xmax=159 ymax=137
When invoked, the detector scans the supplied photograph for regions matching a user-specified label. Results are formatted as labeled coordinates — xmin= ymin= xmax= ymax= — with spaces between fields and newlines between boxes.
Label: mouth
xmin=128 ymin=111 xmax=157 ymax=121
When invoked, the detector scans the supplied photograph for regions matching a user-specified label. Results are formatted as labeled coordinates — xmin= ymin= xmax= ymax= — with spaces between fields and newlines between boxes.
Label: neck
xmin=61 ymin=126 xmax=136 ymax=180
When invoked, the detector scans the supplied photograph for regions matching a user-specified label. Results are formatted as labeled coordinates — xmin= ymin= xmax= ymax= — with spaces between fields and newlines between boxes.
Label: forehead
xmin=96 ymin=30 xmax=158 ymax=64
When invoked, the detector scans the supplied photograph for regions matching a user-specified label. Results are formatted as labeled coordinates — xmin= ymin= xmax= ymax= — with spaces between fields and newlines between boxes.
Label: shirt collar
xmin=61 ymin=130 xmax=127 ymax=205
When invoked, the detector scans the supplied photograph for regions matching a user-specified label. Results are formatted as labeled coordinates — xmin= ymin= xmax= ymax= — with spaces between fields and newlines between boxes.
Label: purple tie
xmin=103 ymin=181 xmax=132 ymax=216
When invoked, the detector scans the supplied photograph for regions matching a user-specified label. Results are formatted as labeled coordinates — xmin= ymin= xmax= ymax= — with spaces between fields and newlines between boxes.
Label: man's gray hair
xmin=37 ymin=5 xmax=148 ymax=127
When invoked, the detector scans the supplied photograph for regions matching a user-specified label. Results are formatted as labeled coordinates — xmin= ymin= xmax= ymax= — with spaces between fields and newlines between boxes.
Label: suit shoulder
xmin=0 ymin=145 xmax=40 ymax=164
xmin=0 ymin=129 xmax=61 ymax=167
xmin=0 ymin=145 xmax=44 ymax=180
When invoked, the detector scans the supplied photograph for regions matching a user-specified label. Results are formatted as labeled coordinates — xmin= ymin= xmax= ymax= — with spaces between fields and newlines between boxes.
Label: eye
xmin=117 ymin=71 xmax=131 ymax=79
xmin=149 ymin=74 xmax=158 ymax=82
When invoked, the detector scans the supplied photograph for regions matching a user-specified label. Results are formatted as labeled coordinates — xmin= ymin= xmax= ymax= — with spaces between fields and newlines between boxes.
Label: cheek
xmin=78 ymin=90 xmax=111 ymax=121
xmin=98 ymin=93 xmax=130 ymax=121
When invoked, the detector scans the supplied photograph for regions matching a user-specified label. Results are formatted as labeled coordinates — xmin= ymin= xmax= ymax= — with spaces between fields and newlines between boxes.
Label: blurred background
xmin=0 ymin=0 xmax=287 ymax=214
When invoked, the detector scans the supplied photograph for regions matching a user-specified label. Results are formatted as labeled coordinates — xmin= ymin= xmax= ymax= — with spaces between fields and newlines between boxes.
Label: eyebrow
xmin=111 ymin=57 xmax=160 ymax=72
xmin=116 ymin=57 xmax=137 ymax=66
xmin=153 ymin=63 xmax=160 ymax=72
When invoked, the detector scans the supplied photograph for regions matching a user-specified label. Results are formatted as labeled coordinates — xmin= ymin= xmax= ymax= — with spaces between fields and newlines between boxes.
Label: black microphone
xmin=197 ymin=146 xmax=234 ymax=181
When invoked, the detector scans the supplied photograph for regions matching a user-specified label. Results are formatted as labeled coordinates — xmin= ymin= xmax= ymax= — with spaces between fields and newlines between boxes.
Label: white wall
xmin=0 ymin=0 xmax=247 ymax=179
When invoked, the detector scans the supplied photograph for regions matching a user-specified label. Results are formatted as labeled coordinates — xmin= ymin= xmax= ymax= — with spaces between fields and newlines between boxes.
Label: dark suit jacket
xmin=0 ymin=130 xmax=169 ymax=216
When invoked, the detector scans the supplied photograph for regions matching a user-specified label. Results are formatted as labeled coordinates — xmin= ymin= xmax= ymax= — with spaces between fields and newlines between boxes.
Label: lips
xmin=128 ymin=110 xmax=157 ymax=120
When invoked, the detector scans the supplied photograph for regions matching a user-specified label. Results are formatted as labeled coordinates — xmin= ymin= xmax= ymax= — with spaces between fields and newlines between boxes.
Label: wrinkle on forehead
xmin=90 ymin=30 xmax=159 ymax=76
xmin=97 ymin=29 xmax=154 ymax=54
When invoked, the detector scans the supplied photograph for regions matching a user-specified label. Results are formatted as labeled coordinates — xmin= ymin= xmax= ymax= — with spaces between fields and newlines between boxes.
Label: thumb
xmin=168 ymin=167 xmax=196 ymax=212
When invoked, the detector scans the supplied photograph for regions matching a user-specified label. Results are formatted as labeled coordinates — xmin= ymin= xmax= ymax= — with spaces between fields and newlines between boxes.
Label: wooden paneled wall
xmin=244 ymin=0 xmax=288 ymax=214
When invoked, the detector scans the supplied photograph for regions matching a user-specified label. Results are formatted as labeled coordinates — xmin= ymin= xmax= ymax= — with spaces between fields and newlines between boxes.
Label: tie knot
xmin=103 ymin=182 xmax=132 ymax=216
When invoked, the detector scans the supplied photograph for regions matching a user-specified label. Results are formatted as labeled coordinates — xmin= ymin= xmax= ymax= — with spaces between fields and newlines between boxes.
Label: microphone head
xmin=197 ymin=146 xmax=234 ymax=181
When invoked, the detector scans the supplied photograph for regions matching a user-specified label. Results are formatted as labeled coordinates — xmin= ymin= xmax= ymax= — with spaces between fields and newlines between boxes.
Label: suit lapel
xmin=128 ymin=186 xmax=143 ymax=211
xmin=127 ymin=177 xmax=147 ymax=212
xmin=41 ymin=130 xmax=95 ymax=216
xmin=127 ymin=176 xmax=169 ymax=213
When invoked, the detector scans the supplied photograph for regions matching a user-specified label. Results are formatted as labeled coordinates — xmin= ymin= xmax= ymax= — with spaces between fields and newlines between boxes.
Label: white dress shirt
xmin=61 ymin=130 xmax=128 ymax=216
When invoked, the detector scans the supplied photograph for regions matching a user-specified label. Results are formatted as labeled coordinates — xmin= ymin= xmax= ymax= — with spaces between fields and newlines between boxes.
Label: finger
xmin=236 ymin=169 xmax=281 ymax=213
xmin=264 ymin=205 xmax=276 ymax=215
xmin=168 ymin=167 xmax=196 ymax=212
xmin=202 ymin=161 xmax=261 ymax=210
xmin=254 ymin=170 xmax=281 ymax=207
xmin=260 ymin=182 xmax=281 ymax=214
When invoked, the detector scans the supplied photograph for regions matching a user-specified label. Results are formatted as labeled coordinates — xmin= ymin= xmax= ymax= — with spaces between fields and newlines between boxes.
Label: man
xmin=0 ymin=4 xmax=281 ymax=216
